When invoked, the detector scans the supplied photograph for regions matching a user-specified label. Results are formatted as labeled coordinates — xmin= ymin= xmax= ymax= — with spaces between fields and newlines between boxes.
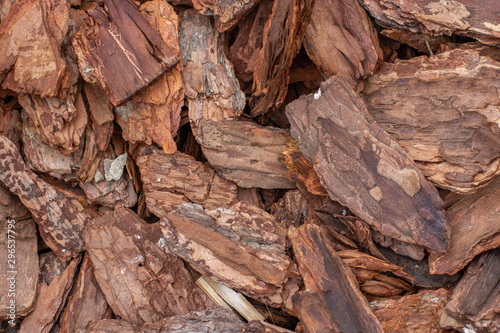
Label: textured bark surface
xmin=429 ymin=177 xmax=500 ymax=275
xmin=72 ymin=0 xmax=178 ymax=106
xmin=0 ymin=136 xmax=89 ymax=260
xmin=359 ymin=0 xmax=500 ymax=45
xmin=250 ymin=0 xmax=315 ymax=116
xmin=289 ymin=224 xmax=384 ymax=333
xmin=303 ymin=0 xmax=382 ymax=90
xmin=160 ymin=201 xmax=298 ymax=310
xmin=381 ymin=28 xmax=451 ymax=54
xmin=214 ymin=0 xmax=261 ymax=32
xmin=19 ymin=255 xmax=81 ymax=333
xmin=439 ymin=249 xmax=500 ymax=331
xmin=0 ymin=0 xmax=70 ymax=97
xmin=179 ymin=9 xmax=245 ymax=130
xmin=135 ymin=145 xmax=238 ymax=217
xmin=371 ymin=288 xmax=452 ymax=333
xmin=115 ymin=0 xmax=183 ymax=154
xmin=197 ymin=119 xmax=296 ymax=189
xmin=59 ymin=253 xmax=109 ymax=333
xmin=363 ymin=49 xmax=500 ymax=194
xmin=84 ymin=207 xmax=210 ymax=325
xmin=286 ymin=76 xmax=449 ymax=255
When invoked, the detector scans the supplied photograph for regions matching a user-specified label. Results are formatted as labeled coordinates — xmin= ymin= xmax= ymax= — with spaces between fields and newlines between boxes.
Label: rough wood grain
xmin=72 ymin=0 xmax=178 ymax=106
xmin=286 ymin=76 xmax=450 ymax=255
xmin=160 ymin=201 xmax=298 ymax=310
xmin=429 ymin=176 xmax=500 ymax=275
xmin=371 ymin=288 xmax=452 ymax=333
xmin=289 ymin=224 xmax=384 ymax=333
xmin=359 ymin=0 xmax=500 ymax=46
xmin=214 ymin=0 xmax=261 ymax=32
xmin=179 ymin=9 xmax=245 ymax=130
xmin=59 ymin=253 xmax=109 ymax=333
xmin=381 ymin=28 xmax=451 ymax=54
xmin=197 ymin=119 xmax=296 ymax=189
xmin=303 ymin=0 xmax=383 ymax=90
xmin=0 ymin=0 xmax=70 ymax=97
xmin=439 ymin=249 xmax=500 ymax=331
xmin=19 ymin=255 xmax=81 ymax=333
xmin=363 ymin=49 xmax=500 ymax=194
xmin=84 ymin=206 xmax=210 ymax=325
xmin=135 ymin=144 xmax=238 ymax=217
xmin=250 ymin=0 xmax=315 ymax=116
xmin=0 ymin=135 xmax=89 ymax=260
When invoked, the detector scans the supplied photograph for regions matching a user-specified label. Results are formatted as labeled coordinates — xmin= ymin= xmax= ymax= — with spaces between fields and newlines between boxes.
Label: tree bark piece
xmin=59 ymin=253 xmax=110 ymax=333
xmin=289 ymin=224 xmax=383 ymax=333
xmin=214 ymin=0 xmax=261 ymax=32
xmin=429 ymin=176 xmax=500 ymax=275
xmin=179 ymin=9 xmax=245 ymax=131
xmin=303 ymin=0 xmax=382 ymax=90
xmin=286 ymin=76 xmax=449 ymax=254
xmin=363 ymin=49 xmax=500 ymax=194
xmin=197 ymin=119 xmax=296 ymax=189
xmin=359 ymin=0 xmax=500 ymax=46
xmin=371 ymin=288 xmax=452 ymax=333
xmin=19 ymin=255 xmax=81 ymax=333
xmin=83 ymin=206 xmax=210 ymax=326
xmin=135 ymin=145 xmax=238 ymax=217
xmin=160 ymin=201 xmax=297 ymax=310
xmin=0 ymin=0 xmax=70 ymax=97
xmin=0 ymin=135 xmax=89 ymax=260
xmin=72 ymin=0 xmax=178 ymax=106
xmin=250 ymin=0 xmax=315 ymax=116
xmin=439 ymin=249 xmax=500 ymax=331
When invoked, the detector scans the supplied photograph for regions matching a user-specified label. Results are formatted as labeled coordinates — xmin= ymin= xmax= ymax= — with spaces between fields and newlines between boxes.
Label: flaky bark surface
xmin=439 ymin=249 xmax=500 ymax=331
xmin=363 ymin=49 xmax=500 ymax=194
xmin=289 ymin=224 xmax=383 ymax=333
xmin=197 ymin=119 xmax=296 ymax=189
xmin=303 ymin=0 xmax=382 ymax=90
xmin=214 ymin=0 xmax=261 ymax=32
xmin=135 ymin=145 xmax=238 ymax=217
xmin=0 ymin=0 xmax=70 ymax=97
xmin=359 ymin=0 xmax=500 ymax=45
xmin=371 ymin=288 xmax=452 ymax=333
xmin=429 ymin=177 xmax=500 ymax=275
xmin=0 ymin=136 xmax=89 ymax=260
xmin=250 ymin=0 xmax=314 ymax=116
xmin=286 ymin=76 xmax=449 ymax=254
xmin=179 ymin=9 xmax=245 ymax=130
xmin=72 ymin=0 xmax=178 ymax=106
xmin=84 ymin=207 xmax=209 ymax=325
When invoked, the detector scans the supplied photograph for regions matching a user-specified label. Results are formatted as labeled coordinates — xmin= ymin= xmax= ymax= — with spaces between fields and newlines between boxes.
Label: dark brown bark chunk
xmin=303 ymin=0 xmax=383 ymax=90
xmin=289 ymin=224 xmax=383 ymax=333
xmin=83 ymin=206 xmax=210 ymax=325
xmin=197 ymin=119 xmax=296 ymax=189
xmin=286 ymin=76 xmax=449 ymax=254
xmin=363 ymin=49 xmax=500 ymax=194
xmin=0 ymin=135 xmax=89 ymax=260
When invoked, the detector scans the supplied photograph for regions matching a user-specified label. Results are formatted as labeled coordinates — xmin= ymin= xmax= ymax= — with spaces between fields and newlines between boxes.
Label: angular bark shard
xmin=250 ymin=0 xmax=315 ymax=116
xmin=289 ymin=224 xmax=384 ymax=333
xmin=429 ymin=176 xmax=500 ymax=275
xmin=363 ymin=49 xmax=500 ymax=194
xmin=214 ymin=0 xmax=261 ymax=32
xmin=371 ymin=288 xmax=452 ymax=333
xmin=197 ymin=119 xmax=296 ymax=189
xmin=286 ymin=76 xmax=449 ymax=254
xmin=439 ymin=249 xmax=500 ymax=331
xmin=0 ymin=136 xmax=89 ymax=260
xmin=72 ymin=0 xmax=178 ymax=106
xmin=303 ymin=0 xmax=383 ymax=90
xmin=19 ymin=255 xmax=81 ymax=333
xmin=160 ymin=201 xmax=297 ymax=310
xmin=179 ymin=9 xmax=245 ymax=130
xmin=82 ymin=83 xmax=114 ymax=126
xmin=84 ymin=207 xmax=209 ymax=326
xmin=359 ymin=0 xmax=500 ymax=46
xmin=0 ymin=0 xmax=70 ymax=97
xmin=136 ymin=145 xmax=238 ymax=217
